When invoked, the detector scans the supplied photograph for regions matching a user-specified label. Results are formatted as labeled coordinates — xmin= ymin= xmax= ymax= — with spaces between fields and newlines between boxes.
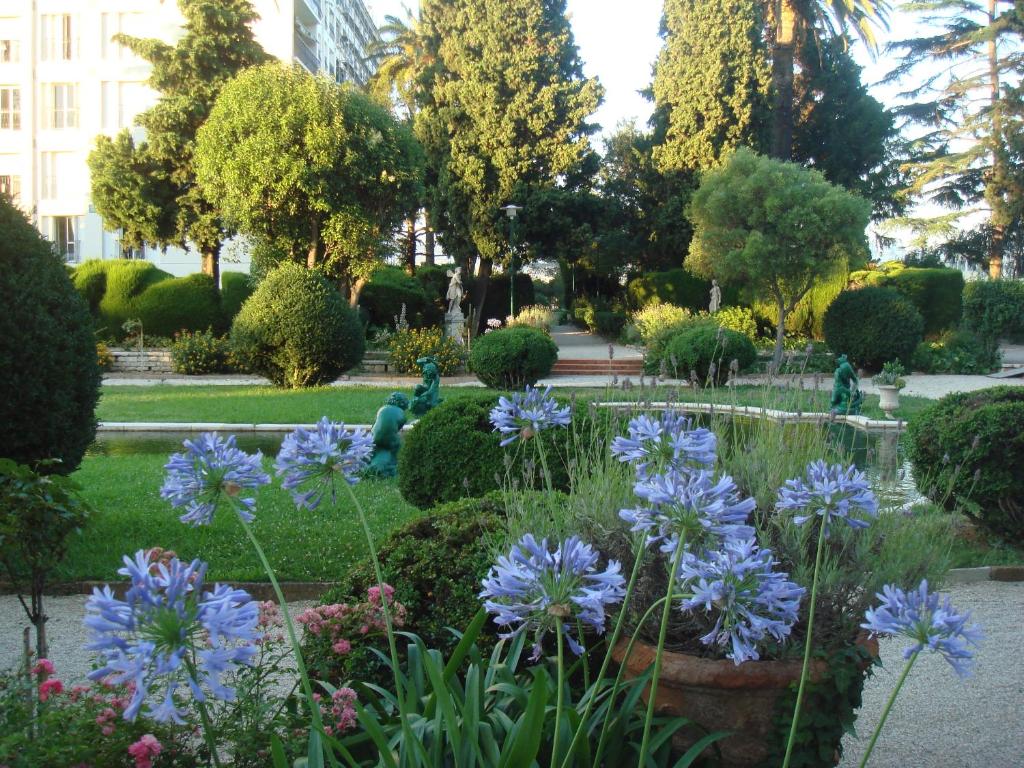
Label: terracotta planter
xmin=612 ymin=636 xmax=878 ymax=768
xmin=877 ymin=385 xmax=900 ymax=418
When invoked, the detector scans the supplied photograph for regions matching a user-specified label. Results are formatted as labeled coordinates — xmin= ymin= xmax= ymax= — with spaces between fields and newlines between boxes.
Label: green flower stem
xmin=184 ymin=657 xmax=224 ymax=768
xmin=560 ymin=534 xmax=646 ymax=768
xmin=638 ymin=537 xmax=688 ymax=761
xmin=535 ymin=432 xmax=554 ymax=495
xmin=781 ymin=519 xmax=829 ymax=768
xmin=857 ymin=651 xmax=918 ymax=768
xmin=553 ymin=617 xmax=566 ymax=767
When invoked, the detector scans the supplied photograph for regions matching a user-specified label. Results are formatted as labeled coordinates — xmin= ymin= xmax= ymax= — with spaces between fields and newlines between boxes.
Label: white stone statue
xmin=709 ymin=279 xmax=722 ymax=313
xmin=446 ymin=266 xmax=465 ymax=314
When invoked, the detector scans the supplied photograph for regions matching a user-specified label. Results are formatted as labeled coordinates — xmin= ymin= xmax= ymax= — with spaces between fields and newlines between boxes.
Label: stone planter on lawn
xmin=876 ymin=385 xmax=901 ymax=419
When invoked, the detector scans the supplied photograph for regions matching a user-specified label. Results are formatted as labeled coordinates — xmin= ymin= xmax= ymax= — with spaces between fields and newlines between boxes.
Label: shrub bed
xmin=230 ymin=263 xmax=364 ymax=388
xmin=360 ymin=266 xmax=436 ymax=330
xmin=662 ymin=320 xmax=757 ymax=384
xmin=849 ymin=262 xmax=964 ymax=336
xmin=962 ymin=279 xmax=1024 ymax=346
xmin=132 ymin=273 xmax=224 ymax=337
xmin=170 ymin=329 xmax=234 ymax=375
xmin=469 ymin=326 xmax=557 ymax=389
xmin=911 ymin=330 xmax=1001 ymax=374
xmin=823 ymin=287 xmax=924 ymax=370
xmin=387 ymin=327 xmax=466 ymax=375
xmin=907 ymin=386 xmax=1024 ymax=543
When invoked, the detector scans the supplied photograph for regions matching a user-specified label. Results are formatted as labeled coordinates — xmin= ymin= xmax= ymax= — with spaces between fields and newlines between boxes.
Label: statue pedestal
xmin=445 ymin=308 xmax=466 ymax=345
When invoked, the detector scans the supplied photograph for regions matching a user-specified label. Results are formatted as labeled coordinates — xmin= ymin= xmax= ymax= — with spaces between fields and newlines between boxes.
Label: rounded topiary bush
xmin=0 ymin=199 xmax=101 ymax=473
xmin=907 ymin=386 xmax=1024 ymax=543
xmin=133 ymin=273 xmax=224 ymax=337
xmin=823 ymin=287 xmax=924 ymax=371
xmin=230 ymin=262 xmax=364 ymax=388
xmin=469 ymin=326 xmax=557 ymax=389
xmin=219 ymin=271 xmax=254 ymax=326
xmin=97 ymin=261 xmax=174 ymax=340
xmin=663 ymin=320 xmax=757 ymax=384
xmin=303 ymin=493 xmax=516 ymax=686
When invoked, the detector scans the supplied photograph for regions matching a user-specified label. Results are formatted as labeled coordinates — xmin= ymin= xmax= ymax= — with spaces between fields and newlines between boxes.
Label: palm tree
xmin=769 ymin=0 xmax=892 ymax=159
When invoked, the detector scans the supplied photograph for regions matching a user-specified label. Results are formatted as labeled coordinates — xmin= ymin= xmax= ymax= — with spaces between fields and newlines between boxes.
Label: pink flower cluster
xmin=31 ymin=658 xmax=64 ymax=702
xmin=313 ymin=688 xmax=358 ymax=737
xmin=297 ymin=584 xmax=406 ymax=658
xmin=127 ymin=734 xmax=162 ymax=768
xmin=85 ymin=678 xmax=137 ymax=736
xmin=257 ymin=600 xmax=285 ymax=644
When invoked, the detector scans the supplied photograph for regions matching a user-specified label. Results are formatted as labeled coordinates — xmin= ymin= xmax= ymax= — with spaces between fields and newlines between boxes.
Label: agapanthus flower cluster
xmin=621 ymin=469 xmax=755 ymax=557
xmin=480 ymin=534 xmax=625 ymax=660
xmin=83 ymin=549 xmax=260 ymax=723
xmin=275 ymin=417 xmax=374 ymax=509
xmin=776 ymin=460 xmax=878 ymax=534
xmin=161 ymin=433 xmax=270 ymax=525
xmin=611 ymin=411 xmax=717 ymax=479
xmin=862 ymin=579 xmax=983 ymax=678
xmin=677 ymin=537 xmax=805 ymax=664
xmin=489 ymin=385 xmax=572 ymax=447
xmin=296 ymin=585 xmax=407 ymax=658
xmin=314 ymin=687 xmax=358 ymax=737
xmin=127 ymin=734 xmax=163 ymax=768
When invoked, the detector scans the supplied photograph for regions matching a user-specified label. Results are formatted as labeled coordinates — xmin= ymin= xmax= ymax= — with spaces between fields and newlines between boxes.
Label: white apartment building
xmin=0 ymin=0 xmax=379 ymax=276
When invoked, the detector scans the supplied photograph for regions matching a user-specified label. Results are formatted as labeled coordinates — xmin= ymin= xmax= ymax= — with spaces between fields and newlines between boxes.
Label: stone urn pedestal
xmin=613 ymin=636 xmax=875 ymax=768
xmin=445 ymin=308 xmax=466 ymax=345
xmin=877 ymin=385 xmax=901 ymax=418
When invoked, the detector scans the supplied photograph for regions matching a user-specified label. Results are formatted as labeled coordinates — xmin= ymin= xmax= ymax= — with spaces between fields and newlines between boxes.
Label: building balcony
xmin=297 ymin=0 xmax=321 ymax=26
xmin=294 ymin=35 xmax=319 ymax=73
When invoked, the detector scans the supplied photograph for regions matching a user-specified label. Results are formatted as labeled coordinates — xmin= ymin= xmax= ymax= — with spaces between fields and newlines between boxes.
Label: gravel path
xmin=3 ymin=583 xmax=1020 ymax=765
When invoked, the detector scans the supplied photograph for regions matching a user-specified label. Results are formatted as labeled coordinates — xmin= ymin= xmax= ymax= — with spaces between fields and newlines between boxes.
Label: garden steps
xmin=550 ymin=358 xmax=645 ymax=376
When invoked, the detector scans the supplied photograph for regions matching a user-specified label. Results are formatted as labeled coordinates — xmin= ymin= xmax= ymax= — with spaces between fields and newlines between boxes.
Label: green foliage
xmin=508 ymin=305 xmax=556 ymax=331
xmin=849 ymin=262 xmax=964 ymax=336
xmin=749 ymin=265 xmax=849 ymax=340
xmin=480 ymin=273 xmax=536 ymax=327
xmin=219 ymin=271 xmax=254 ymax=324
xmin=872 ymin=360 xmax=907 ymax=388
xmin=711 ymin=305 xmax=759 ymax=343
xmin=650 ymin=0 xmax=770 ymax=173
xmin=386 ymin=327 xmax=466 ymax=375
xmin=469 ymin=327 xmax=558 ymax=389
xmin=0 ymin=201 xmax=101 ymax=474
xmin=663 ymin=320 xmax=758 ymax=384
xmin=306 ymin=495 xmax=506 ymax=687
xmin=89 ymin=260 xmax=174 ymax=340
xmin=170 ymin=329 xmax=234 ymax=375
xmin=823 ymin=287 xmax=924 ymax=370
xmin=631 ymin=303 xmax=692 ymax=344
xmin=911 ymin=329 xmax=1001 ymax=374
xmin=229 ymin=262 xmax=364 ymax=388
xmin=686 ymin=149 xmax=872 ymax=364
xmin=627 ymin=268 xmax=731 ymax=312
xmin=132 ymin=272 xmax=224 ymax=337
xmin=907 ymin=386 xmax=1024 ymax=543
xmin=360 ymin=266 xmax=437 ymax=330
xmin=196 ymin=63 xmax=423 ymax=296
xmin=88 ymin=0 xmax=269 ymax=277
xmin=962 ymin=279 xmax=1024 ymax=345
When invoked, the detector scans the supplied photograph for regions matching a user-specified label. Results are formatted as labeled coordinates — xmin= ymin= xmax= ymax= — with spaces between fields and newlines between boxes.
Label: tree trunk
xmin=770 ymin=0 xmax=798 ymax=160
xmin=200 ymin=242 xmax=221 ymax=290
xmin=473 ymin=257 xmax=493 ymax=334
xmin=349 ymin=276 xmax=368 ymax=307
xmin=404 ymin=217 xmax=417 ymax=275
xmin=32 ymin=583 xmax=48 ymax=659
xmin=306 ymin=217 xmax=321 ymax=269
xmin=773 ymin=299 xmax=787 ymax=371
xmin=424 ymin=209 xmax=436 ymax=266
xmin=987 ymin=0 xmax=1005 ymax=280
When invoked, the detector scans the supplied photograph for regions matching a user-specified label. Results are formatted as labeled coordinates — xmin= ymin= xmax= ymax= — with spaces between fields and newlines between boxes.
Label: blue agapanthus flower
xmin=862 ymin=580 xmax=983 ymax=678
xmin=275 ymin=417 xmax=374 ymax=510
xmin=161 ymin=433 xmax=271 ymax=525
xmin=610 ymin=411 xmax=717 ymax=479
xmin=489 ymin=386 xmax=572 ymax=447
xmin=83 ymin=550 xmax=260 ymax=723
xmin=621 ymin=469 xmax=755 ymax=557
xmin=775 ymin=460 xmax=878 ymax=534
xmin=480 ymin=534 xmax=625 ymax=660
xmin=678 ymin=537 xmax=805 ymax=664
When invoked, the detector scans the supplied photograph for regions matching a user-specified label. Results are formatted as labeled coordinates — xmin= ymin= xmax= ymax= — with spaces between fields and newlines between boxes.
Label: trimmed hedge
xmin=469 ymin=326 xmax=557 ymax=389
xmin=220 ymin=271 xmax=254 ymax=325
xmin=132 ymin=273 xmax=223 ymax=337
xmin=360 ymin=265 xmax=436 ymax=329
xmin=850 ymin=263 xmax=964 ymax=336
xmin=663 ymin=320 xmax=757 ymax=384
xmin=627 ymin=268 xmax=738 ymax=313
xmin=0 ymin=198 xmax=101 ymax=473
xmin=230 ymin=262 xmax=364 ymax=388
xmin=962 ymin=279 xmax=1024 ymax=346
xmin=907 ymin=386 xmax=1024 ymax=543
xmin=823 ymin=287 xmax=924 ymax=371
xmin=304 ymin=494 xmax=511 ymax=686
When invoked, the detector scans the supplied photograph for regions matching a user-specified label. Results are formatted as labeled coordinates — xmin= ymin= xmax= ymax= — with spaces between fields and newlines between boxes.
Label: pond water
xmin=87 ymin=421 xmax=923 ymax=509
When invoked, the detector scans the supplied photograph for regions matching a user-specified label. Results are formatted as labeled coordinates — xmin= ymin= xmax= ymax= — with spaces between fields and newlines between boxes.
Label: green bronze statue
xmin=410 ymin=355 xmax=442 ymax=416
xmin=830 ymin=354 xmax=863 ymax=415
xmin=367 ymin=392 xmax=409 ymax=477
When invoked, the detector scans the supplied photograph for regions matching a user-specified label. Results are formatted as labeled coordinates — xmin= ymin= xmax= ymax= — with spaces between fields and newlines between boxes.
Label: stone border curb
xmin=597 ymin=401 xmax=906 ymax=432
xmin=97 ymin=422 xmax=415 ymax=432
xmin=946 ymin=566 xmax=1024 ymax=584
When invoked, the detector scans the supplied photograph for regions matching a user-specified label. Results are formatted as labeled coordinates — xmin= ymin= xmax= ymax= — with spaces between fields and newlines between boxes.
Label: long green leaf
xmin=672 ymin=731 xmax=730 ymax=767
xmin=444 ymin=607 xmax=488 ymax=681
xmin=497 ymin=666 xmax=549 ymax=768
xmin=355 ymin=702 xmax=399 ymax=768
xmin=270 ymin=735 xmax=289 ymax=768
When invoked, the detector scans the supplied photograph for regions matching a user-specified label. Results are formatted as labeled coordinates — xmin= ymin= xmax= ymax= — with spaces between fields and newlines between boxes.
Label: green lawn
xmin=59 ymin=453 xmax=421 ymax=583
xmin=96 ymin=383 xmax=935 ymax=425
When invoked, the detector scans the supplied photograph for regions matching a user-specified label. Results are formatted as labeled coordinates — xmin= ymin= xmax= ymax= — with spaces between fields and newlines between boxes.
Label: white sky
xmin=364 ymin=0 xmax=908 ymax=147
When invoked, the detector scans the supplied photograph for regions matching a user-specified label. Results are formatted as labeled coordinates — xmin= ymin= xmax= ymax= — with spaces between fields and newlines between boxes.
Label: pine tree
xmin=88 ymin=0 xmax=268 ymax=286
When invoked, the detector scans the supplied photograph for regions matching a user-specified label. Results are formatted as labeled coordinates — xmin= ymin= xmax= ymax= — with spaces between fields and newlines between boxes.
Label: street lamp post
xmin=501 ymin=203 xmax=523 ymax=318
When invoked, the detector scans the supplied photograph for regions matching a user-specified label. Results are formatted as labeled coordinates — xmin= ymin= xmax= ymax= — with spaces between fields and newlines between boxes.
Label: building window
xmin=0 ymin=39 xmax=18 ymax=63
xmin=0 ymin=86 xmax=18 ymax=129
xmin=43 ymin=216 xmax=82 ymax=262
xmin=44 ymin=83 xmax=78 ymax=129
xmin=41 ymin=14 xmax=77 ymax=61
xmin=101 ymin=12 xmax=142 ymax=59
xmin=0 ymin=174 xmax=19 ymax=204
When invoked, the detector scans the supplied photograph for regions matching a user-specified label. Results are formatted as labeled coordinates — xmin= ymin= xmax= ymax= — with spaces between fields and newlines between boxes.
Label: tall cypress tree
xmin=88 ymin=0 xmax=268 ymax=286
xmin=415 ymin=0 xmax=602 ymax=320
